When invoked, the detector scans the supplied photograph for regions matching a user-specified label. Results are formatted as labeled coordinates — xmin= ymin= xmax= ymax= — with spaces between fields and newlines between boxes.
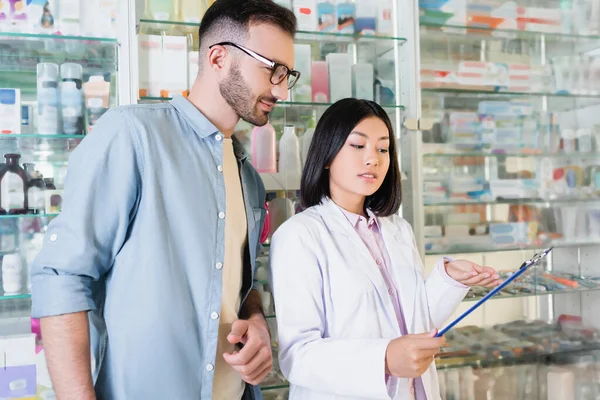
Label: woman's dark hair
xmin=301 ymin=98 xmax=402 ymax=217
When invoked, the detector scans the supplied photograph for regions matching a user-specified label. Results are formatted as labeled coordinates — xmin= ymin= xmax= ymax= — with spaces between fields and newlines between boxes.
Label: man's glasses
xmin=209 ymin=42 xmax=300 ymax=89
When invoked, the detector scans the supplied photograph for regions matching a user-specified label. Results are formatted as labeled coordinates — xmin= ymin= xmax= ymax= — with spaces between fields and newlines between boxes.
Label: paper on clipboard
xmin=435 ymin=247 xmax=553 ymax=338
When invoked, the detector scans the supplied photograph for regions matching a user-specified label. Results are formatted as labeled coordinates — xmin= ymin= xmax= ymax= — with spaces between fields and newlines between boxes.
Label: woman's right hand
xmin=384 ymin=330 xmax=445 ymax=378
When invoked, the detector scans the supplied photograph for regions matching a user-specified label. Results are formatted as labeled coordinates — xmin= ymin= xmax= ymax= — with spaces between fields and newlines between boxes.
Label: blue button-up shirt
xmin=31 ymin=95 xmax=266 ymax=400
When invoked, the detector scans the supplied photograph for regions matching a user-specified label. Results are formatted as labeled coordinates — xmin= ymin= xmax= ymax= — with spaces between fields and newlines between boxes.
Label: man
xmin=31 ymin=1 xmax=298 ymax=399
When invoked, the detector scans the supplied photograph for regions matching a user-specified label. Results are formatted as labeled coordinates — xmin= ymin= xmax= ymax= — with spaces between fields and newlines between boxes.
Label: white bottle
xmin=37 ymin=63 xmax=60 ymax=135
xmin=268 ymin=192 xmax=295 ymax=236
xmin=2 ymin=253 xmax=23 ymax=294
xmin=301 ymin=118 xmax=316 ymax=167
xmin=278 ymin=125 xmax=302 ymax=189
xmin=25 ymin=233 xmax=45 ymax=291
xmin=60 ymin=63 xmax=84 ymax=135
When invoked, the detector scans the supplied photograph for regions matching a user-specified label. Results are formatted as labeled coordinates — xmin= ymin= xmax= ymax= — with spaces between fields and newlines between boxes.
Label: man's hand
xmin=385 ymin=330 xmax=446 ymax=378
xmin=223 ymin=315 xmax=272 ymax=385
xmin=445 ymin=259 xmax=503 ymax=287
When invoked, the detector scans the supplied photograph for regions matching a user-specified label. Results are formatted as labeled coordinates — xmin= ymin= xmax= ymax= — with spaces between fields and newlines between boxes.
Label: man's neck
xmin=187 ymin=78 xmax=239 ymax=138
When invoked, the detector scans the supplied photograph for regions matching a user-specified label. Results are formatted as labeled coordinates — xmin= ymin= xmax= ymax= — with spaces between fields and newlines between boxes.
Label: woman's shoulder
xmin=273 ymin=205 xmax=326 ymax=240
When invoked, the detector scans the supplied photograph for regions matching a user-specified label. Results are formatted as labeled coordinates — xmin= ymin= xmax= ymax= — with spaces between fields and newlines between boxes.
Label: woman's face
xmin=328 ymin=116 xmax=391 ymax=209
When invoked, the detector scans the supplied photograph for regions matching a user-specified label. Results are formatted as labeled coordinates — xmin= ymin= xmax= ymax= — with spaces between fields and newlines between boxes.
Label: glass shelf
xmin=139 ymin=19 xmax=407 ymax=43
xmin=0 ymin=31 xmax=118 ymax=43
xmin=0 ymin=134 xmax=84 ymax=140
xmin=0 ymin=292 xmax=31 ymax=301
xmin=421 ymin=87 xmax=600 ymax=100
xmin=426 ymin=240 xmax=600 ymax=256
xmin=421 ymin=87 xmax=600 ymax=112
xmin=139 ymin=97 xmax=405 ymax=110
xmin=422 ymin=149 xmax=600 ymax=160
xmin=419 ymin=20 xmax=600 ymax=42
xmin=0 ymin=213 xmax=58 ymax=220
xmin=424 ymin=198 xmax=600 ymax=207
xmin=436 ymin=344 xmax=600 ymax=371
xmin=464 ymin=277 xmax=600 ymax=302
xmin=0 ymin=32 xmax=118 ymax=97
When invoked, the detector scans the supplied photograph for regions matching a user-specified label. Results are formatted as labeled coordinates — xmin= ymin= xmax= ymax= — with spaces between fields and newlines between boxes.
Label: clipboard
xmin=435 ymin=247 xmax=553 ymax=338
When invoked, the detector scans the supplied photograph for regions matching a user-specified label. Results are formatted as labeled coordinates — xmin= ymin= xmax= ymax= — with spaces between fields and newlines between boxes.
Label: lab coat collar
xmin=317 ymin=197 xmax=417 ymax=333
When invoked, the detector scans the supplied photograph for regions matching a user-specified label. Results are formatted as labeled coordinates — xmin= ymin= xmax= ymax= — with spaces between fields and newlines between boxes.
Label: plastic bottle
xmin=24 ymin=163 xmax=46 ymax=214
xmin=300 ymin=117 xmax=316 ymax=167
xmin=268 ymin=191 xmax=295 ymax=236
xmin=0 ymin=154 xmax=28 ymax=215
xmin=251 ymin=122 xmax=277 ymax=173
xmin=60 ymin=63 xmax=84 ymax=135
xmin=278 ymin=125 xmax=302 ymax=189
xmin=37 ymin=63 xmax=60 ymax=135
xmin=2 ymin=253 xmax=23 ymax=294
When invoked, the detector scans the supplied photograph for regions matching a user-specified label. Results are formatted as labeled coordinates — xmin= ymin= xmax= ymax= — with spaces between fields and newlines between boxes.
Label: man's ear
xmin=207 ymin=44 xmax=229 ymax=73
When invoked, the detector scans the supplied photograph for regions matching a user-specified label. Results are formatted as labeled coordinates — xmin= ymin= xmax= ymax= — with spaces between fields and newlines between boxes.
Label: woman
xmin=269 ymin=99 xmax=502 ymax=400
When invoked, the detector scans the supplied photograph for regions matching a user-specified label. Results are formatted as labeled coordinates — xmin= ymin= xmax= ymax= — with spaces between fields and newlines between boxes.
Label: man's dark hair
xmin=197 ymin=0 xmax=297 ymax=71
xmin=301 ymin=98 xmax=402 ymax=217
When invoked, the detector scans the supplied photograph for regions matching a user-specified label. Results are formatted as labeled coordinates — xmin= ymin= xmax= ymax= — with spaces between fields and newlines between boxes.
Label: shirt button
xmin=210 ymin=312 xmax=219 ymax=320
xmin=206 ymin=364 xmax=214 ymax=372
xmin=215 ymin=262 xmax=223 ymax=270
xmin=217 ymin=165 xmax=223 ymax=172
xmin=376 ymin=258 xmax=382 ymax=265
xmin=218 ymin=212 xmax=225 ymax=219
xmin=49 ymin=234 xmax=57 ymax=242
xmin=388 ymin=288 xmax=395 ymax=295
xmin=215 ymin=134 xmax=222 ymax=141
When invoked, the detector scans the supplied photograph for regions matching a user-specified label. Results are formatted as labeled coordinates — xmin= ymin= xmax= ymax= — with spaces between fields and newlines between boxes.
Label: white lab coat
xmin=269 ymin=198 xmax=469 ymax=400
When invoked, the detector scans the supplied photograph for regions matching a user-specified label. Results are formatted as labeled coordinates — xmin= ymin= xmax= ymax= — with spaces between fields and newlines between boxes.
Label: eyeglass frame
xmin=208 ymin=41 xmax=300 ymax=89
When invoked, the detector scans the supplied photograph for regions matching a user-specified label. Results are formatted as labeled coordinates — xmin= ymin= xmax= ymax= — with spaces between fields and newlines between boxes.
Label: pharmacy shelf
xmin=0 ymin=31 xmax=118 ymax=43
xmin=464 ymin=282 xmax=600 ymax=303
xmin=423 ymin=150 xmax=600 ymax=159
xmin=423 ymin=198 xmax=600 ymax=207
xmin=436 ymin=344 xmax=600 ymax=370
xmin=421 ymin=87 xmax=600 ymax=112
xmin=0 ymin=134 xmax=84 ymax=140
xmin=139 ymin=19 xmax=407 ymax=43
xmin=0 ymin=213 xmax=58 ymax=220
xmin=0 ymin=293 xmax=31 ymax=301
xmin=419 ymin=20 xmax=600 ymax=43
xmin=421 ymin=87 xmax=600 ymax=100
xmin=426 ymin=239 xmax=600 ymax=256
xmin=139 ymin=97 xmax=405 ymax=110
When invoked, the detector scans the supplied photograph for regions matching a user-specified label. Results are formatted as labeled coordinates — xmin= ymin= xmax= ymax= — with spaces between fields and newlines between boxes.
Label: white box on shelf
xmin=352 ymin=63 xmax=374 ymax=100
xmin=161 ymin=35 xmax=189 ymax=98
xmin=326 ymin=53 xmax=352 ymax=102
xmin=0 ymin=89 xmax=21 ymax=134
xmin=138 ymin=34 xmax=163 ymax=98
xmin=188 ymin=51 xmax=200 ymax=91
xmin=293 ymin=0 xmax=318 ymax=31
xmin=292 ymin=44 xmax=312 ymax=102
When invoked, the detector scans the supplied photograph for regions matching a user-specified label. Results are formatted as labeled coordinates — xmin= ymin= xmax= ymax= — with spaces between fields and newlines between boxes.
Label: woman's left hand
xmin=444 ymin=259 xmax=503 ymax=287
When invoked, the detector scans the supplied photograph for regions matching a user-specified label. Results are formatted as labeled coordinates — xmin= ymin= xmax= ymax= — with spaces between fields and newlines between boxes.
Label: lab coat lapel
xmin=317 ymin=199 xmax=390 ymax=300
xmin=379 ymin=217 xmax=418 ymax=333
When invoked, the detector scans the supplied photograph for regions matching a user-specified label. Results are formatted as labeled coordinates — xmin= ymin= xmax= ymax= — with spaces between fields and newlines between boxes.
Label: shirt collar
xmin=337 ymin=202 xmax=380 ymax=231
xmin=170 ymin=95 xmax=248 ymax=162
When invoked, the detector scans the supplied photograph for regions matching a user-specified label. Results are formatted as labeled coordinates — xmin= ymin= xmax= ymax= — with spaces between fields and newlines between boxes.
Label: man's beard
xmin=219 ymin=64 xmax=273 ymax=126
